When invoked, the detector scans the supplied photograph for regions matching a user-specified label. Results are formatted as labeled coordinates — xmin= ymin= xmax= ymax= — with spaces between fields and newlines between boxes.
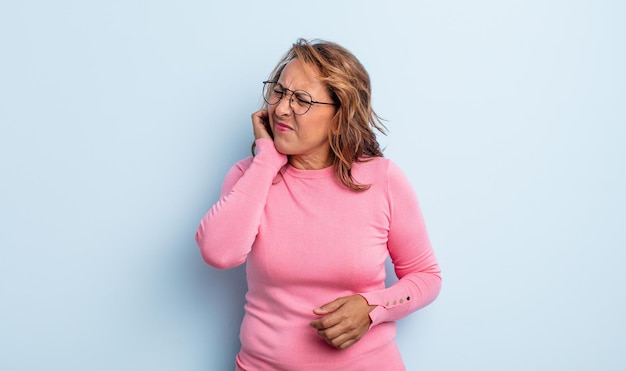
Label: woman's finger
xmin=251 ymin=109 xmax=272 ymax=140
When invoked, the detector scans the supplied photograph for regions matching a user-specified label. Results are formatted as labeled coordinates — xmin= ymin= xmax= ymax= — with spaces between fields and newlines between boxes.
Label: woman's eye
xmin=295 ymin=94 xmax=311 ymax=105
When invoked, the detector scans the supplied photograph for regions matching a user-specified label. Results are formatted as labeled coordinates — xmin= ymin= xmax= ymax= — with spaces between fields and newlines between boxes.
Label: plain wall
xmin=1 ymin=0 xmax=625 ymax=370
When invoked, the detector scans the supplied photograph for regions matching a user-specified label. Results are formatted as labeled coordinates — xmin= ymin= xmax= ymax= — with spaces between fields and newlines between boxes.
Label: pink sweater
xmin=196 ymin=139 xmax=441 ymax=370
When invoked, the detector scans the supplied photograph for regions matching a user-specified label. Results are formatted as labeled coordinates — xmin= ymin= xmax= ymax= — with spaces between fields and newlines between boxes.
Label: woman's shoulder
xmin=222 ymin=156 xmax=254 ymax=182
xmin=218 ymin=156 xmax=255 ymax=196
xmin=227 ymin=156 xmax=253 ymax=173
xmin=354 ymin=156 xmax=412 ymax=183
xmin=353 ymin=156 xmax=395 ymax=174
xmin=352 ymin=156 xmax=404 ymax=182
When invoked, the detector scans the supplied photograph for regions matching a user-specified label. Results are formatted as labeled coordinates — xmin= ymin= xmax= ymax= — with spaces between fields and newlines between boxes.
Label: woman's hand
xmin=251 ymin=109 xmax=273 ymax=140
xmin=309 ymin=295 xmax=377 ymax=350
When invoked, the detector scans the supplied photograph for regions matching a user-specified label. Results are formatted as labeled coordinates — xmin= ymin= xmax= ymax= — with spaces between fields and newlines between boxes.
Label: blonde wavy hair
xmin=256 ymin=38 xmax=386 ymax=191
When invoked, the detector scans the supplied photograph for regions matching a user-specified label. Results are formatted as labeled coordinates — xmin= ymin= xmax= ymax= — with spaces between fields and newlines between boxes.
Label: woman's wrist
xmin=254 ymin=138 xmax=288 ymax=168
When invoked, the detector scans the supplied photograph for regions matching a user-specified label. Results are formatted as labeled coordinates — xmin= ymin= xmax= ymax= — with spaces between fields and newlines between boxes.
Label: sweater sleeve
xmin=195 ymin=139 xmax=287 ymax=269
xmin=360 ymin=161 xmax=442 ymax=326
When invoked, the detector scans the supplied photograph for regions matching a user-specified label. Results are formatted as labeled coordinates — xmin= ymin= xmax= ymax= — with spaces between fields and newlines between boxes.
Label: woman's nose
xmin=275 ymin=93 xmax=293 ymax=116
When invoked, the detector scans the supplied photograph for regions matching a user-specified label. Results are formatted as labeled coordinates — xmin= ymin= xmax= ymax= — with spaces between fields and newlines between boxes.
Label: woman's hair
xmin=257 ymin=38 xmax=386 ymax=191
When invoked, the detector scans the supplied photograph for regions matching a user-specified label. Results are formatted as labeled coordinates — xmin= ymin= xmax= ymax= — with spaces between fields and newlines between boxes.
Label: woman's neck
xmin=288 ymin=154 xmax=333 ymax=170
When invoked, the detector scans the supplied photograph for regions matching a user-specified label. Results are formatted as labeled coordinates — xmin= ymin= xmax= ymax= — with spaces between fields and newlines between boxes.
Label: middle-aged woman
xmin=196 ymin=38 xmax=442 ymax=370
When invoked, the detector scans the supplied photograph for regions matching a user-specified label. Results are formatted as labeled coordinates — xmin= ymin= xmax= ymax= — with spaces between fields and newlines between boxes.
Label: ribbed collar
xmin=284 ymin=164 xmax=335 ymax=179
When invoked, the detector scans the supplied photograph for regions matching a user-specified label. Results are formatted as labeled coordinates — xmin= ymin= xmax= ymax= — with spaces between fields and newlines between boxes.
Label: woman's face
xmin=268 ymin=59 xmax=336 ymax=169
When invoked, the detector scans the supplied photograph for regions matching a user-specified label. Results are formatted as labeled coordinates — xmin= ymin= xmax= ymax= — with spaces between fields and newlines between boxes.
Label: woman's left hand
xmin=309 ymin=294 xmax=377 ymax=350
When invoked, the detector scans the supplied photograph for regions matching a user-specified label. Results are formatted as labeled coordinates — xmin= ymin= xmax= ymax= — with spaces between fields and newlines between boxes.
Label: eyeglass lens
xmin=263 ymin=82 xmax=313 ymax=115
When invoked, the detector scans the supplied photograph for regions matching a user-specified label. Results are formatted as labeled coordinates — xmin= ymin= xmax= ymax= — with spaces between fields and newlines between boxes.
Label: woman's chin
xmin=272 ymin=141 xmax=291 ymax=156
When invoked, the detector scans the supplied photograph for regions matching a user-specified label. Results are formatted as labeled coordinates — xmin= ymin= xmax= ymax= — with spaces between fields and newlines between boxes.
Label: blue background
xmin=1 ymin=0 xmax=625 ymax=370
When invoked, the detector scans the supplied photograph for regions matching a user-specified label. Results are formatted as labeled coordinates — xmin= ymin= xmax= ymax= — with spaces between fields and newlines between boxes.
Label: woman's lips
xmin=275 ymin=122 xmax=293 ymax=132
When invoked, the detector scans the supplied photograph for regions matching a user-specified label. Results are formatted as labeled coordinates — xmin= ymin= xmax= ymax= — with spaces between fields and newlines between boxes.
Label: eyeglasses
xmin=262 ymin=81 xmax=336 ymax=115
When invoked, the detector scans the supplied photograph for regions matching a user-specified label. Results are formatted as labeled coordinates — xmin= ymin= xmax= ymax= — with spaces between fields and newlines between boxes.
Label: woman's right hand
xmin=252 ymin=109 xmax=273 ymax=140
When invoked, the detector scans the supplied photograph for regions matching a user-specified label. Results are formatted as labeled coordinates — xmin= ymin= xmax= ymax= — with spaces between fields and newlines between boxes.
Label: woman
xmin=196 ymin=39 xmax=441 ymax=370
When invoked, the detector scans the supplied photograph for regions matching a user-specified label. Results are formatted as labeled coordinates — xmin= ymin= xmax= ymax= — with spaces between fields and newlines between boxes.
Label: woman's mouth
xmin=275 ymin=122 xmax=293 ymax=132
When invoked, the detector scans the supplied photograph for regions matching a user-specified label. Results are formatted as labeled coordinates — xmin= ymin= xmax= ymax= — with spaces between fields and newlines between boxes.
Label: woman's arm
xmin=195 ymin=138 xmax=287 ymax=269
xmin=360 ymin=160 xmax=442 ymax=325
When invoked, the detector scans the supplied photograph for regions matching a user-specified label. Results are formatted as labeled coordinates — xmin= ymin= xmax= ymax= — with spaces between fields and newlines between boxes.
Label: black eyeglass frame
xmin=262 ymin=80 xmax=336 ymax=115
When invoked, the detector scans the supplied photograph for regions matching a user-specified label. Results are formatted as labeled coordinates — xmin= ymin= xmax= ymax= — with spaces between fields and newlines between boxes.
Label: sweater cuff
xmin=255 ymin=138 xmax=288 ymax=169
xmin=360 ymin=290 xmax=413 ymax=327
